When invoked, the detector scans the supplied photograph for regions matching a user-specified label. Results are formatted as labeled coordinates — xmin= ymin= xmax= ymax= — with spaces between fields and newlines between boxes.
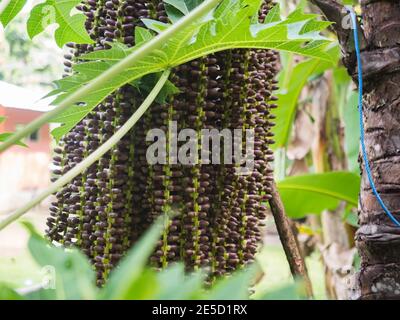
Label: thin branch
xmin=0 ymin=69 xmax=171 ymax=231
xmin=0 ymin=0 xmax=221 ymax=153
xmin=268 ymin=180 xmax=314 ymax=299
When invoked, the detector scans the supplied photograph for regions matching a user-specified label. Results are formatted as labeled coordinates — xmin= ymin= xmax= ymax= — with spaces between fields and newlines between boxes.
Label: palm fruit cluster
xmin=47 ymin=0 xmax=279 ymax=285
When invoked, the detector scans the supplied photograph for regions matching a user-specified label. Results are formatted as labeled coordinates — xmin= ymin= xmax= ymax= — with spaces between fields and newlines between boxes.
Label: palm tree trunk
xmin=311 ymin=0 xmax=400 ymax=299
xmin=356 ymin=0 xmax=400 ymax=299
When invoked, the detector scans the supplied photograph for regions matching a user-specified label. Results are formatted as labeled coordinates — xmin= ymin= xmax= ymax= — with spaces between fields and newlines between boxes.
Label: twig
xmin=268 ymin=180 xmax=314 ymax=299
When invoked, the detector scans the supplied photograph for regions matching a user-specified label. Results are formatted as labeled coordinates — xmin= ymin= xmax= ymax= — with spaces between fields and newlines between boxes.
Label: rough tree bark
xmin=311 ymin=0 xmax=400 ymax=299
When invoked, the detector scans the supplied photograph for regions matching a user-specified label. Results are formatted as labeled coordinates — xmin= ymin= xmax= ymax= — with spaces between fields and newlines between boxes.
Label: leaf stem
xmin=0 ymin=0 xmax=221 ymax=153
xmin=0 ymin=69 xmax=171 ymax=231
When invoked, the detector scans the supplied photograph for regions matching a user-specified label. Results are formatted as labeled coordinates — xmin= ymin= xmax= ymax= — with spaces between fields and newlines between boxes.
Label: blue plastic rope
xmin=349 ymin=9 xmax=400 ymax=227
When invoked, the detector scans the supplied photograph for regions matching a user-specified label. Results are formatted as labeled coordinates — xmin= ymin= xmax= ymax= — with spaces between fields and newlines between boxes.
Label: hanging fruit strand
xmin=48 ymin=0 xmax=282 ymax=286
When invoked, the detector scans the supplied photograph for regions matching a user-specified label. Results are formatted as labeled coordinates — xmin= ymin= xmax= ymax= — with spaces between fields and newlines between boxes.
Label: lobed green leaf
xmin=27 ymin=0 xmax=93 ymax=47
xmin=47 ymin=0 xmax=335 ymax=140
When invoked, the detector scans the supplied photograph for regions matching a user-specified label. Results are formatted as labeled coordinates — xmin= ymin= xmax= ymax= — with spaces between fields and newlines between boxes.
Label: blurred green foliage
xmin=0 ymin=14 xmax=62 ymax=90
xmin=277 ymin=172 xmax=360 ymax=218
xmin=0 ymin=219 xmax=306 ymax=300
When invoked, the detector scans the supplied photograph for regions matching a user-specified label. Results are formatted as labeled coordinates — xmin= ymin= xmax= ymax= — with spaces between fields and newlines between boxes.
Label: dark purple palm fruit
xmin=45 ymin=0 xmax=151 ymax=285
xmin=208 ymin=0 xmax=279 ymax=277
xmin=48 ymin=0 xmax=280 ymax=284
xmin=215 ymin=49 xmax=248 ymax=274
xmin=70 ymin=1 xmax=109 ymax=263
xmin=196 ymin=54 xmax=224 ymax=270
xmin=46 ymin=0 xmax=105 ymax=249
xmin=47 ymin=145 xmax=68 ymax=243
xmin=239 ymin=0 xmax=279 ymax=267
xmin=147 ymin=78 xmax=183 ymax=269
xmin=86 ymin=0 xmax=160 ymax=284
xmin=180 ymin=57 xmax=213 ymax=269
